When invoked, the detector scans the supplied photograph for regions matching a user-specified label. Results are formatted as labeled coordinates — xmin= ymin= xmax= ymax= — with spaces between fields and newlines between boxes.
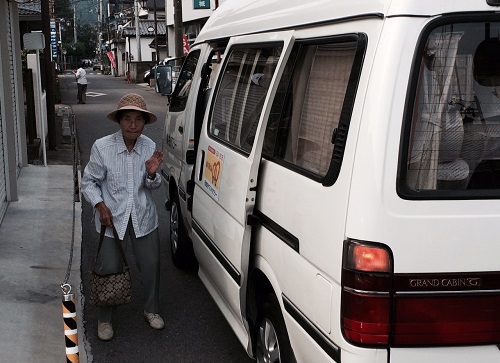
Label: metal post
xmin=174 ymin=0 xmax=183 ymax=59
xmin=135 ymin=0 xmax=141 ymax=61
xmin=154 ymin=0 xmax=158 ymax=64
xmin=60 ymin=106 xmax=71 ymax=143
xmin=98 ymin=0 xmax=102 ymax=62
xmin=62 ymin=289 xmax=79 ymax=363
xmin=41 ymin=0 xmax=57 ymax=152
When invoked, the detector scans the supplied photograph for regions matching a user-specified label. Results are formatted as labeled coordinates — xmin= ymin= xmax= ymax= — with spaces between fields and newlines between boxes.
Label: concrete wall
xmin=0 ymin=0 xmax=28 ymax=224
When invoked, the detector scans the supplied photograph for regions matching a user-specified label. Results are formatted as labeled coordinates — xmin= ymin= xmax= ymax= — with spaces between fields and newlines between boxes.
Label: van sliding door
xmin=191 ymin=31 xmax=294 ymax=344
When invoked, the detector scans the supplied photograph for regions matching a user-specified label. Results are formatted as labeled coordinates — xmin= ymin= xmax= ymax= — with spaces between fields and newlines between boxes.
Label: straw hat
xmin=107 ymin=93 xmax=157 ymax=124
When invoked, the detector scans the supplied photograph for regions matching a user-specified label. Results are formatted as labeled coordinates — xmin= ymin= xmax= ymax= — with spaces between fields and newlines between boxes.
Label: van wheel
xmin=169 ymin=197 xmax=196 ymax=269
xmin=255 ymin=294 xmax=294 ymax=363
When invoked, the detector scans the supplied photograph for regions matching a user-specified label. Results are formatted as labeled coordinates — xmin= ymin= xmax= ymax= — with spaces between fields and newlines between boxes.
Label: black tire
xmin=169 ymin=196 xmax=197 ymax=269
xmin=255 ymin=294 xmax=294 ymax=363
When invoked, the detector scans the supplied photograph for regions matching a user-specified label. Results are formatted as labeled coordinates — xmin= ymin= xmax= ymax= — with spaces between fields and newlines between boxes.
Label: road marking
xmin=85 ymin=92 xmax=106 ymax=98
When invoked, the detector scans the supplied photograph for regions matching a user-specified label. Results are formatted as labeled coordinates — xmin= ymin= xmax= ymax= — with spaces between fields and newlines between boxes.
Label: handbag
xmin=90 ymin=225 xmax=132 ymax=307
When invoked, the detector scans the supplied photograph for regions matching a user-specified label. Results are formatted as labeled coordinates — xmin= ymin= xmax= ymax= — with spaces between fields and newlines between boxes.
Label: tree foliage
xmin=55 ymin=0 xmax=98 ymax=61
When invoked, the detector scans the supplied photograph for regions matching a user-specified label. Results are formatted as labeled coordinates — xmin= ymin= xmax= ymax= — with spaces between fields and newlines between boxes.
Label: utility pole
xmin=73 ymin=3 xmax=77 ymax=44
xmin=174 ymin=0 xmax=183 ymax=59
xmin=98 ymin=0 xmax=102 ymax=57
xmin=135 ymin=0 xmax=141 ymax=61
xmin=41 ymin=0 xmax=57 ymax=150
xmin=98 ymin=0 xmax=105 ymax=72
xmin=154 ymin=0 xmax=159 ymax=64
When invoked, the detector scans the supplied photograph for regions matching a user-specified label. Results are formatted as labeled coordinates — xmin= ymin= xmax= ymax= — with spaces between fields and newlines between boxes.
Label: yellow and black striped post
xmin=62 ymin=291 xmax=79 ymax=363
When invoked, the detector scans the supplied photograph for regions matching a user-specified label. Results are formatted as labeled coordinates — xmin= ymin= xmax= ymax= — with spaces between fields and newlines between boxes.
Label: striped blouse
xmin=81 ymin=130 xmax=161 ymax=239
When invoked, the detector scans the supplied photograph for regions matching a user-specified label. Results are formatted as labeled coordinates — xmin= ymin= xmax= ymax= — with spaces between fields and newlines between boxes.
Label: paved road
xmin=59 ymin=71 xmax=254 ymax=363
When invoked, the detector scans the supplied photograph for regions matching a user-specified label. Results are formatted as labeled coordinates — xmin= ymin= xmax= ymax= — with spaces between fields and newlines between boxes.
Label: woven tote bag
xmin=90 ymin=225 xmax=132 ymax=307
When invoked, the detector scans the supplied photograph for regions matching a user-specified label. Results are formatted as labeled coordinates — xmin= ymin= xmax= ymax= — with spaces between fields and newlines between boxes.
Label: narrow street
xmin=59 ymin=70 xmax=253 ymax=363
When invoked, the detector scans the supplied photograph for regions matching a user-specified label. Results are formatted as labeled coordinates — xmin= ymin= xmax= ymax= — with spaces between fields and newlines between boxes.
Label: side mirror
xmin=155 ymin=65 xmax=173 ymax=96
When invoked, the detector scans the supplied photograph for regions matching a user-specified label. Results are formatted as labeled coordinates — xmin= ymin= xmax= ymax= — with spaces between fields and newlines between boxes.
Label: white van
xmin=161 ymin=0 xmax=500 ymax=361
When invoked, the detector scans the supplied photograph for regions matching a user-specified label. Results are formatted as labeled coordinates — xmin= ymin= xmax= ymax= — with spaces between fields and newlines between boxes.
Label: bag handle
xmin=96 ymin=224 xmax=129 ymax=267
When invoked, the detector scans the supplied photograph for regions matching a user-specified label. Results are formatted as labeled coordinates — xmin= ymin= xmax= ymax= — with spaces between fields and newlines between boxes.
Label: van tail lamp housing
xmin=487 ymin=0 xmax=500 ymax=6
xmin=341 ymin=240 xmax=393 ymax=346
xmin=341 ymin=239 xmax=500 ymax=348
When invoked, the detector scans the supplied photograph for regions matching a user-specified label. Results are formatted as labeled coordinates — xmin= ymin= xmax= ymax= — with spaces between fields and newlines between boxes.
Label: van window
xmin=209 ymin=45 xmax=282 ymax=153
xmin=170 ymin=50 xmax=200 ymax=112
xmin=263 ymin=38 xmax=360 ymax=179
xmin=403 ymin=20 xmax=500 ymax=196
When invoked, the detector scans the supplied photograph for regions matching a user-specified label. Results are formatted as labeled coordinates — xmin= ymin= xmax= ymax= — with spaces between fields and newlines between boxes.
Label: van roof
xmin=195 ymin=0 xmax=495 ymax=44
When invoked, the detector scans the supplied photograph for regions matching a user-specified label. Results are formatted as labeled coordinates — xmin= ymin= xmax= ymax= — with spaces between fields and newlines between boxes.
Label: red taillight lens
xmin=341 ymin=240 xmax=393 ymax=347
xmin=347 ymin=243 xmax=391 ymax=272
xmin=393 ymin=294 xmax=500 ymax=346
xmin=342 ymin=289 xmax=391 ymax=345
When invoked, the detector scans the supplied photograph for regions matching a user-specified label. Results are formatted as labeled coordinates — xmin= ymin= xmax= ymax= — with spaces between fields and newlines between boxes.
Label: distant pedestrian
xmin=125 ymin=70 xmax=131 ymax=84
xmin=81 ymin=93 xmax=165 ymax=341
xmin=72 ymin=63 xmax=87 ymax=104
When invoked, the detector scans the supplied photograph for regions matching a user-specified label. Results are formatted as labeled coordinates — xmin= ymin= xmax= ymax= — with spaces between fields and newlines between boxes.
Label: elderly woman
xmin=81 ymin=93 xmax=165 ymax=341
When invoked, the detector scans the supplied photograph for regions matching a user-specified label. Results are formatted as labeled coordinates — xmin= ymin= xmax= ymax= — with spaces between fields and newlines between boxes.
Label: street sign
xmin=23 ymin=33 xmax=45 ymax=50
xmin=193 ymin=0 xmax=210 ymax=9
xmin=50 ymin=20 xmax=57 ymax=60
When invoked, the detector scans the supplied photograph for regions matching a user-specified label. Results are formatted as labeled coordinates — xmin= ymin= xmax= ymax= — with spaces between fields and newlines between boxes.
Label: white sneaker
xmin=144 ymin=311 xmax=165 ymax=330
xmin=98 ymin=321 xmax=114 ymax=341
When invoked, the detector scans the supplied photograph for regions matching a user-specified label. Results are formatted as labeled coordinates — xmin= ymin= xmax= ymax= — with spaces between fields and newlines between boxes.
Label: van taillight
xmin=341 ymin=240 xmax=500 ymax=347
xmin=341 ymin=240 xmax=393 ymax=346
xmin=392 ymin=293 xmax=500 ymax=345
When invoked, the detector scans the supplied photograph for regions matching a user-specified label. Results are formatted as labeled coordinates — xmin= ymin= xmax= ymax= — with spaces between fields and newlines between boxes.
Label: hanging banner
xmin=106 ymin=52 xmax=116 ymax=69
xmin=183 ymin=34 xmax=190 ymax=56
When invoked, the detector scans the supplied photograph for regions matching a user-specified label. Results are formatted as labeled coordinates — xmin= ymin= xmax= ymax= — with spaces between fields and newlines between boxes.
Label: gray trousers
xmin=95 ymin=219 xmax=160 ymax=323
xmin=77 ymin=83 xmax=87 ymax=103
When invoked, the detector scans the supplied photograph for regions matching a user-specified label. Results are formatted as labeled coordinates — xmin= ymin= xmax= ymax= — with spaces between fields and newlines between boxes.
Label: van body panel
xmin=194 ymin=233 xmax=250 ymax=349
xmin=196 ymin=0 xmax=389 ymax=44
xmin=191 ymin=30 xmax=295 ymax=350
xmin=347 ymin=16 xmax=500 ymax=273
xmin=196 ymin=0 xmax=496 ymax=47
xmin=386 ymin=0 xmax=494 ymax=17
xmin=252 ymin=18 xmax=383 ymax=361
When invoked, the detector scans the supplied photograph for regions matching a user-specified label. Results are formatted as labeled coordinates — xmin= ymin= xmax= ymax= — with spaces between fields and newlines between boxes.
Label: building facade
xmin=0 ymin=0 xmax=30 ymax=224
xmin=165 ymin=0 xmax=227 ymax=57
xmin=108 ymin=0 xmax=226 ymax=79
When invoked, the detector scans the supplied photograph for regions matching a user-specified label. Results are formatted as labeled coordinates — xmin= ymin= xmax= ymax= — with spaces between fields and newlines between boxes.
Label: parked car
xmin=92 ymin=62 xmax=101 ymax=71
xmin=145 ymin=58 xmax=181 ymax=84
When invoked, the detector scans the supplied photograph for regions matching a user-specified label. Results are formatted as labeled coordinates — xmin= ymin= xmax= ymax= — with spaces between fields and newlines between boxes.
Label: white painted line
xmin=85 ymin=92 xmax=106 ymax=98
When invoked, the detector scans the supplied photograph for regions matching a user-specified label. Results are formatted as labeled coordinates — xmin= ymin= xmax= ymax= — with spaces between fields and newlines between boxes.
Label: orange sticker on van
xmin=202 ymin=146 xmax=224 ymax=200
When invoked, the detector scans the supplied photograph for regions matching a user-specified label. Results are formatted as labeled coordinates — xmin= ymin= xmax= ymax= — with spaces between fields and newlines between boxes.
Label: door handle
xmin=247 ymin=213 xmax=261 ymax=226
xmin=198 ymin=150 xmax=205 ymax=181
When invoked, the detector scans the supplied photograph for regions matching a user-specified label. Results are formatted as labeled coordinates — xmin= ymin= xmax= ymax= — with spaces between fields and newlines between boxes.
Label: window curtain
xmin=409 ymin=32 xmax=464 ymax=190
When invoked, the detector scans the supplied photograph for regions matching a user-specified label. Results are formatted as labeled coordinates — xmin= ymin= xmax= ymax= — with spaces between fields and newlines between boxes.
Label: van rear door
xmin=190 ymin=31 xmax=294 ymax=345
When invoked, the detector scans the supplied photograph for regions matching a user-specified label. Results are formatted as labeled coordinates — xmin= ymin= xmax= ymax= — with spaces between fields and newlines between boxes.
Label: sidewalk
xmin=0 ymin=164 xmax=87 ymax=361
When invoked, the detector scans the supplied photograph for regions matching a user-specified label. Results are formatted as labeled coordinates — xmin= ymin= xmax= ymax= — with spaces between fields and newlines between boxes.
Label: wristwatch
xmin=147 ymin=173 xmax=156 ymax=180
